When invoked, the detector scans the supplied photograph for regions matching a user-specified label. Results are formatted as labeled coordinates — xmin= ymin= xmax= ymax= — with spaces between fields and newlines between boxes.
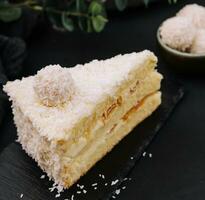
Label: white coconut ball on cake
xmin=160 ymin=16 xmax=196 ymax=52
xmin=191 ymin=29 xmax=205 ymax=54
xmin=34 ymin=64 xmax=75 ymax=107
xmin=177 ymin=4 xmax=205 ymax=29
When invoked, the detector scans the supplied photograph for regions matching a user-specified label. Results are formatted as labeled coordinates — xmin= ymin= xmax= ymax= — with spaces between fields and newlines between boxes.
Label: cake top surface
xmin=4 ymin=50 xmax=157 ymax=140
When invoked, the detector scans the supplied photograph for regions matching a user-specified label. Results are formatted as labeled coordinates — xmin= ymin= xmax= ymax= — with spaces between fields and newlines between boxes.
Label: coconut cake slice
xmin=3 ymin=50 xmax=163 ymax=188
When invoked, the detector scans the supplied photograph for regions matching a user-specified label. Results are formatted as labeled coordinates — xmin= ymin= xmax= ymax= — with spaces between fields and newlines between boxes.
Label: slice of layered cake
xmin=3 ymin=50 xmax=163 ymax=188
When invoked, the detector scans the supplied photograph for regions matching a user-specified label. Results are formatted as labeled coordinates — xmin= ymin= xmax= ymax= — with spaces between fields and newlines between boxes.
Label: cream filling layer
xmin=60 ymin=71 xmax=162 ymax=158
xmin=59 ymin=92 xmax=161 ymax=187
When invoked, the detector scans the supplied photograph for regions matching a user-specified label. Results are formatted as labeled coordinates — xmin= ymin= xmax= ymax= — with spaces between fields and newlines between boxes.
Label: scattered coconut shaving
xmin=111 ymin=179 xmax=119 ymax=186
xmin=40 ymin=175 xmax=46 ymax=179
xmin=115 ymin=189 xmax=121 ymax=195
xmin=55 ymin=193 xmax=60 ymax=198
xmin=49 ymin=183 xmax=64 ymax=194
xmin=46 ymin=172 xmax=132 ymax=199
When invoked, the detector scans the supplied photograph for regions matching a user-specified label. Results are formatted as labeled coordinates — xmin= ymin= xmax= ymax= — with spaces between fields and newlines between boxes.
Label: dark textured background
xmin=0 ymin=0 xmax=205 ymax=199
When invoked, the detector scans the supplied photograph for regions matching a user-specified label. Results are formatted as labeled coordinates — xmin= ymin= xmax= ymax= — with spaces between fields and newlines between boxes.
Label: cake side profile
xmin=3 ymin=50 xmax=163 ymax=188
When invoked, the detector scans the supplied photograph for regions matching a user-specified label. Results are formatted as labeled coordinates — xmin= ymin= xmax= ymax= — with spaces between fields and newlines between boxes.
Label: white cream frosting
xmin=3 ymin=50 xmax=157 ymax=140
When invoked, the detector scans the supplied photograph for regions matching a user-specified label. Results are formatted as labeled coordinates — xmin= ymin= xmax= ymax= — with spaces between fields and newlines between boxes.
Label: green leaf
xmin=62 ymin=12 xmax=74 ymax=31
xmin=89 ymin=1 xmax=103 ymax=16
xmin=77 ymin=17 xmax=86 ymax=31
xmin=114 ymin=0 xmax=127 ymax=11
xmin=143 ymin=0 xmax=149 ymax=7
xmin=92 ymin=15 xmax=107 ymax=32
xmin=0 ymin=4 xmax=22 ymax=22
xmin=76 ymin=0 xmax=87 ymax=31
xmin=47 ymin=10 xmax=64 ymax=31
xmin=168 ymin=0 xmax=177 ymax=4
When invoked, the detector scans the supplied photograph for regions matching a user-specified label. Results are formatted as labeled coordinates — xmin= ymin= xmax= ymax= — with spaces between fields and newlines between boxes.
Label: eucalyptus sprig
xmin=0 ymin=0 xmax=109 ymax=32
xmin=0 ymin=0 xmax=177 ymax=32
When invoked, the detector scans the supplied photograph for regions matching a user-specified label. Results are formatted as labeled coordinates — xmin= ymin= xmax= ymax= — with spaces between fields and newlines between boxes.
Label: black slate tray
xmin=0 ymin=77 xmax=184 ymax=200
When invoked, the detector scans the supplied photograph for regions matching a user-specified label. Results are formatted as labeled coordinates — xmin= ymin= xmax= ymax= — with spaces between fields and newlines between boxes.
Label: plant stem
xmin=7 ymin=0 xmax=89 ymax=18
xmin=45 ymin=7 xmax=89 ymax=18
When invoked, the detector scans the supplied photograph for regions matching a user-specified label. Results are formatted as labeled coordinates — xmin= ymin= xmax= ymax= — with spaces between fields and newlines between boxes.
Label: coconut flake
xmin=111 ymin=179 xmax=119 ymax=186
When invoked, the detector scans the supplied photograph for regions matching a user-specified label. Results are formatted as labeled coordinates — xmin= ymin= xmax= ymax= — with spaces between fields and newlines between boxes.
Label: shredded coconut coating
xmin=177 ymin=4 xmax=205 ymax=29
xmin=160 ymin=16 xmax=196 ymax=52
xmin=191 ymin=29 xmax=205 ymax=54
xmin=34 ymin=65 xmax=75 ymax=107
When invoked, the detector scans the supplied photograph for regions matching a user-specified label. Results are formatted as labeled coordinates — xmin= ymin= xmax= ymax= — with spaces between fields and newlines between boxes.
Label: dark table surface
xmin=1 ymin=0 xmax=205 ymax=199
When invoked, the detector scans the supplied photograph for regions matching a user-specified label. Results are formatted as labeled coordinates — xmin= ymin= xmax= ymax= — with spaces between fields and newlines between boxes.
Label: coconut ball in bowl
xmin=157 ymin=4 xmax=205 ymax=74
xmin=160 ymin=16 xmax=196 ymax=52
xmin=177 ymin=4 xmax=205 ymax=29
